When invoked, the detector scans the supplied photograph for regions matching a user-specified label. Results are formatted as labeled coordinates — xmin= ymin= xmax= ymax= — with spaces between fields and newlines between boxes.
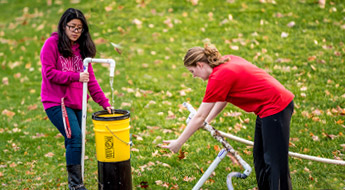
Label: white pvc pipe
xmin=83 ymin=58 xmax=116 ymax=77
xmin=183 ymin=102 xmax=252 ymax=190
xmin=193 ymin=149 xmax=228 ymax=190
xmin=81 ymin=58 xmax=116 ymax=180
xmin=218 ymin=131 xmax=345 ymax=166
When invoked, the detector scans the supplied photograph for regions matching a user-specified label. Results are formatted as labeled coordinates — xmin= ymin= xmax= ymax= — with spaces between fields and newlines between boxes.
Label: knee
xmin=66 ymin=135 xmax=82 ymax=148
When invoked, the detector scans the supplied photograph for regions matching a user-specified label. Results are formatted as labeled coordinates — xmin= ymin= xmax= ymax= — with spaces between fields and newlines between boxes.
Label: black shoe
xmin=67 ymin=165 xmax=87 ymax=190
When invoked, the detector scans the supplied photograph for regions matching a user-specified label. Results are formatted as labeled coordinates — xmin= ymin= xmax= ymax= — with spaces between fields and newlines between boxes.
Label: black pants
xmin=253 ymin=101 xmax=294 ymax=190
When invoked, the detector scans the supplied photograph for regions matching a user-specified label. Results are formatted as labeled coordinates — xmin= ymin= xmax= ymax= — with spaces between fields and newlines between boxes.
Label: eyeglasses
xmin=66 ymin=25 xmax=84 ymax=33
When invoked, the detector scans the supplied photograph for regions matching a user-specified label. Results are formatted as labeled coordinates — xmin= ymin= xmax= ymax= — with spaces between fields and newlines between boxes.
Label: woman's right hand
xmin=161 ymin=139 xmax=183 ymax=153
xmin=79 ymin=72 xmax=89 ymax=83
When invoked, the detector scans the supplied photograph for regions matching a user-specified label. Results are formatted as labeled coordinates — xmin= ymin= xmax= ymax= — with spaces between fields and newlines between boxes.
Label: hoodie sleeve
xmin=87 ymin=63 xmax=111 ymax=109
xmin=40 ymin=36 xmax=80 ymax=85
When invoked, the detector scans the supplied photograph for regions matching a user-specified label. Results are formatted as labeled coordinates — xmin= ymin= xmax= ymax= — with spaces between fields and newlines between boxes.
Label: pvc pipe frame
xmin=81 ymin=58 xmax=116 ymax=180
xmin=192 ymin=149 xmax=228 ymax=190
xmin=182 ymin=102 xmax=252 ymax=190
xmin=218 ymin=131 xmax=345 ymax=166
xmin=183 ymin=102 xmax=345 ymax=166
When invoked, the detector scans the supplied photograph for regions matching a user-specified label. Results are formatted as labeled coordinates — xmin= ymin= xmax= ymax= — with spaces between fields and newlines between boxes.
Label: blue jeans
xmin=45 ymin=106 xmax=82 ymax=165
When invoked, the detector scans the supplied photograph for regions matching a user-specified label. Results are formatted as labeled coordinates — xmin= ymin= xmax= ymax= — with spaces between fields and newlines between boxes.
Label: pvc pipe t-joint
xmin=83 ymin=58 xmax=116 ymax=77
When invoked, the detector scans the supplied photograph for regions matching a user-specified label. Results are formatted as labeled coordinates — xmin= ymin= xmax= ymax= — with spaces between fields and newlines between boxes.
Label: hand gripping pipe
xmin=183 ymin=102 xmax=252 ymax=190
xmin=81 ymin=58 xmax=116 ymax=180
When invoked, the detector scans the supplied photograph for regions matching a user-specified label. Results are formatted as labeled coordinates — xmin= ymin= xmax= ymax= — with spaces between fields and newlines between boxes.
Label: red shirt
xmin=203 ymin=55 xmax=294 ymax=118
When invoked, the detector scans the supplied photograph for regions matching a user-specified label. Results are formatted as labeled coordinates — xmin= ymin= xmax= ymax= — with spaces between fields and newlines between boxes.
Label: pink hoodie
xmin=40 ymin=32 xmax=110 ymax=110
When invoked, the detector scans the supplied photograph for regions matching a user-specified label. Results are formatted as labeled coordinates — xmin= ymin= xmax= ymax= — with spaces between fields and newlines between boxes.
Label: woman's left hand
xmin=106 ymin=106 xmax=113 ymax=114
xmin=161 ymin=139 xmax=183 ymax=153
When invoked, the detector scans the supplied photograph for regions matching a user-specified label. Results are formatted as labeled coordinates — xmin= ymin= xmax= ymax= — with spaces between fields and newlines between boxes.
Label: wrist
xmin=176 ymin=136 xmax=187 ymax=146
xmin=75 ymin=73 xmax=81 ymax=82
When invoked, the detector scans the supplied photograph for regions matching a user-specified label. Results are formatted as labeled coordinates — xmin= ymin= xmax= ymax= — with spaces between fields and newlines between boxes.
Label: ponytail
xmin=183 ymin=44 xmax=229 ymax=68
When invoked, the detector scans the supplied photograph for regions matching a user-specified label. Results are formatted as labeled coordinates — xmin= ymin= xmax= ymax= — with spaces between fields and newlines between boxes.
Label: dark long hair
xmin=57 ymin=8 xmax=96 ymax=59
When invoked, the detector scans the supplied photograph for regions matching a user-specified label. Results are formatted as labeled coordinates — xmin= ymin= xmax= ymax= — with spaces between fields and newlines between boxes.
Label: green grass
xmin=1 ymin=0 xmax=345 ymax=189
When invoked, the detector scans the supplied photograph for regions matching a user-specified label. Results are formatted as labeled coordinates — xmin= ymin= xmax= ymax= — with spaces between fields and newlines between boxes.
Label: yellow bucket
xmin=92 ymin=109 xmax=131 ymax=162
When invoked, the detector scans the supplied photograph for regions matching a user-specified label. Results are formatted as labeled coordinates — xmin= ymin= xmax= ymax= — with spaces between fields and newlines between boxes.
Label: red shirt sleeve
xmin=203 ymin=68 xmax=234 ymax=103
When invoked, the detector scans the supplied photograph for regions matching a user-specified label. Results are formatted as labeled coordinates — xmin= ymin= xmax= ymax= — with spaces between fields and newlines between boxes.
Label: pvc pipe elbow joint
xmin=109 ymin=60 xmax=115 ymax=78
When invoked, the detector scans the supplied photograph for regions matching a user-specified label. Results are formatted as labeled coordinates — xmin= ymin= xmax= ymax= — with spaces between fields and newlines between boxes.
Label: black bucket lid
xmin=92 ymin=109 xmax=130 ymax=121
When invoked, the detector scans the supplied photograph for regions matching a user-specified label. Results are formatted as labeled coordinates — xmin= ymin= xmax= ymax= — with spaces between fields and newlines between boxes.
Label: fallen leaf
xmin=44 ymin=152 xmax=54 ymax=157
xmin=27 ymin=104 xmax=38 ymax=111
xmin=132 ymin=18 xmax=142 ymax=28
xmin=121 ymin=102 xmax=131 ymax=107
xmin=336 ymin=119 xmax=344 ymax=125
xmin=303 ymin=148 xmax=310 ymax=153
xmin=2 ymin=77 xmax=9 ymax=85
xmin=178 ymin=150 xmax=185 ymax=160
xmin=2 ymin=109 xmax=15 ymax=118
xmin=287 ymin=21 xmax=295 ymax=27
xmin=243 ymin=149 xmax=252 ymax=155
xmin=223 ymin=112 xmax=242 ymax=117
xmin=275 ymin=58 xmax=291 ymax=63
xmin=155 ymin=180 xmax=163 ymax=185
xmin=36 ymin=23 xmax=44 ymax=31
xmin=166 ymin=111 xmax=176 ymax=120
xmin=46 ymin=0 xmax=52 ymax=6
xmin=94 ymin=38 xmax=107 ymax=45
xmin=161 ymin=163 xmax=171 ymax=168
xmin=183 ymin=176 xmax=196 ymax=182
xmin=162 ymin=182 xmax=169 ymax=188
xmin=214 ymin=145 xmax=220 ymax=152
xmin=179 ymin=90 xmax=186 ymax=96
xmin=132 ymin=134 xmax=143 ymax=141
xmin=140 ymin=181 xmax=149 ymax=188
xmin=301 ymin=93 xmax=307 ymax=98
xmin=308 ymin=56 xmax=316 ymax=62
xmin=10 ymin=162 xmax=17 ymax=168
xmin=206 ymin=178 xmax=215 ymax=184
xmin=322 ymin=132 xmax=336 ymax=140
xmin=304 ymin=167 xmax=311 ymax=173
xmin=163 ymin=18 xmax=173 ymax=28
xmin=70 ymin=0 xmax=80 ymax=3
xmin=340 ymin=144 xmax=345 ymax=150
xmin=334 ymin=51 xmax=341 ymax=56
xmin=152 ymin=150 xmax=160 ymax=157
xmin=289 ymin=142 xmax=296 ymax=147
xmin=311 ymin=134 xmax=319 ymax=141
xmin=105 ymin=6 xmax=113 ymax=12
xmin=300 ymin=86 xmax=307 ymax=91
xmin=309 ymin=174 xmax=314 ymax=181
xmin=190 ymin=0 xmax=199 ymax=5
xmin=230 ymin=45 xmax=239 ymax=50
xmin=281 ymin=32 xmax=289 ymax=38
xmin=14 ymin=73 xmax=21 ymax=78
xmin=312 ymin=109 xmax=322 ymax=115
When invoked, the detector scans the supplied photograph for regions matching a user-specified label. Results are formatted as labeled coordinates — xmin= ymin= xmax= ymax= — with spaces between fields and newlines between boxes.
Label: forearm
xmin=205 ymin=101 xmax=227 ymax=123
xmin=162 ymin=102 xmax=215 ymax=153
xmin=176 ymin=113 xmax=206 ymax=145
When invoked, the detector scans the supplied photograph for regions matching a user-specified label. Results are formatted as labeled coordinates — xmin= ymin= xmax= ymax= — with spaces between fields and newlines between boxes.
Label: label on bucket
xmin=104 ymin=136 xmax=115 ymax=159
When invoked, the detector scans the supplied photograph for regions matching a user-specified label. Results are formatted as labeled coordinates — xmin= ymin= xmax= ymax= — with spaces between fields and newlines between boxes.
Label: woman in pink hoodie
xmin=40 ymin=8 xmax=111 ymax=190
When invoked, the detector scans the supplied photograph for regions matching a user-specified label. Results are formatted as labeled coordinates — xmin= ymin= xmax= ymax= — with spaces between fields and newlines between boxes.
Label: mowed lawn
xmin=0 ymin=0 xmax=344 ymax=189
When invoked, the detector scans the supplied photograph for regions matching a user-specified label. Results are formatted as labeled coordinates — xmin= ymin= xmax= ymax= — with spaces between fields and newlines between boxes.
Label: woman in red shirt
xmin=163 ymin=45 xmax=294 ymax=190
